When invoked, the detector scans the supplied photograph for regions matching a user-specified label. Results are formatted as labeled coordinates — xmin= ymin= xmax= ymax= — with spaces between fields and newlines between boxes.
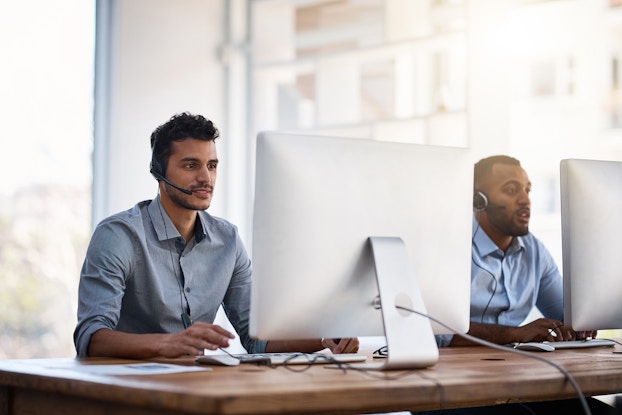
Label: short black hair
xmin=474 ymin=155 xmax=521 ymax=190
xmin=150 ymin=112 xmax=220 ymax=173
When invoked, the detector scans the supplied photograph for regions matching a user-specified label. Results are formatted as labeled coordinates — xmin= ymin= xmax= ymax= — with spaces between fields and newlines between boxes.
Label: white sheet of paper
xmin=52 ymin=362 xmax=211 ymax=376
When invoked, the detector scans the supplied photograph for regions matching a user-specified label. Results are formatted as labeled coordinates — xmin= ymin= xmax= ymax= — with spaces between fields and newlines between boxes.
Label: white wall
xmin=94 ymin=0 xmax=231 ymax=224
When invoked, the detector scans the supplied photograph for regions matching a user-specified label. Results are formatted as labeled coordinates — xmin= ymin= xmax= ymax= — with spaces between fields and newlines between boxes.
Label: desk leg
xmin=0 ymin=385 xmax=8 ymax=414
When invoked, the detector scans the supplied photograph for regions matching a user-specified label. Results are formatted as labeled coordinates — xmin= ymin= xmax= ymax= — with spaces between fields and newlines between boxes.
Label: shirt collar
xmin=472 ymin=215 xmax=525 ymax=257
xmin=194 ymin=213 xmax=207 ymax=243
xmin=148 ymin=195 xmax=207 ymax=243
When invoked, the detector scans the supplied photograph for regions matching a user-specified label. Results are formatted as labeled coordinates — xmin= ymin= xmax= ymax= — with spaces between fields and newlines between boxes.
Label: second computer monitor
xmin=560 ymin=158 xmax=622 ymax=332
xmin=250 ymin=132 xmax=473 ymax=368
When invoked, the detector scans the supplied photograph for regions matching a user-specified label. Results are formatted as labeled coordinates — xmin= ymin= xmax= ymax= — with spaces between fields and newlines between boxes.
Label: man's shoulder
xmin=516 ymin=232 xmax=556 ymax=263
xmin=518 ymin=232 xmax=547 ymax=249
xmin=198 ymin=210 xmax=234 ymax=226
xmin=96 ymin=200 xmax=151 ymax=229
xmin=197 ymin=211 xmax=240 ymax=238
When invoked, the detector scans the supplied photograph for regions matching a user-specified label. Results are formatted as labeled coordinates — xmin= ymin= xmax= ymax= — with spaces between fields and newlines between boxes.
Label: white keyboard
xmin=543 ymin=339 xmax=616 ymax=349
xmin=234 ymin=352 xmax=367 ymax=365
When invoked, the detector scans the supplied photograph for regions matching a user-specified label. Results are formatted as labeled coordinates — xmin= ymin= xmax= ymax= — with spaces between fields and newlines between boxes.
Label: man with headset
xmin=74 ymin=112 xmax=358 ymax=358
xmin=426 ymin=155 xmax=613 ymax=415
xmin=439 ymin=154 xmax=589 ymax=347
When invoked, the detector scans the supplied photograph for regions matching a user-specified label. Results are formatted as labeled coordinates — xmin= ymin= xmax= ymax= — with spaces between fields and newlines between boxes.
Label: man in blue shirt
xmin=445 ymin=155 xmax=593 ymax=347
xmin=425 ymin=155 xmax=612 ymax=414
xmin=74 ymin=112 xmax=358 ymax=359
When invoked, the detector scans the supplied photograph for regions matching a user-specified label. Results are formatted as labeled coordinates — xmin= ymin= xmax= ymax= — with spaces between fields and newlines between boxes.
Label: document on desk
xmin=50 ymin=362 xmax=211 ymax=376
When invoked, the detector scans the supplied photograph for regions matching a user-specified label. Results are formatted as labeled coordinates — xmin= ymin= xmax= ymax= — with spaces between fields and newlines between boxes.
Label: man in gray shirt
xmin=74 ymin=112 xmax=358 ymax=358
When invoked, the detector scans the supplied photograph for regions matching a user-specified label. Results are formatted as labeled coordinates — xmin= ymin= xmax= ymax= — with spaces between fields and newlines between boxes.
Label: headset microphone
xmin=488 ymin=203 xmax=506 ymax=210
xmin=150 ymin=154 xmax=193 ymax=196
xmin=151 ymin=169 xmax=193 ymax=195
xmin=473 ymin=191 xmax=506 ymax=211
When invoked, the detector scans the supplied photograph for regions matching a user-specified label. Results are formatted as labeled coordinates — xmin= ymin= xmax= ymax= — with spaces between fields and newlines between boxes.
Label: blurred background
xmin=1 ymin=0 xmax=622 ymax=359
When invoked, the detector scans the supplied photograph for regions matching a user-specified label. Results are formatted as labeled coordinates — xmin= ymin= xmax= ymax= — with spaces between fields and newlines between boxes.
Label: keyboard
xmin=512 ymin=338 xmax=616 ymax=352
xmin=543 ymin=339 xmax=616 ymax=349
xmin=233 ymin=352 xmax=367 ymax=365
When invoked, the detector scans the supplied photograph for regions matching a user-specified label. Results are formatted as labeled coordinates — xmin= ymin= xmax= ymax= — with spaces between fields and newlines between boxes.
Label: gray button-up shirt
xmin=74 ymin=196 xmax=267 ymax=357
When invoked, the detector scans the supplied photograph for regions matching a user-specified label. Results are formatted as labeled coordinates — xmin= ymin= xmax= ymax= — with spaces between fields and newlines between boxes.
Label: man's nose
xmin=518 ymin=190 xmax=530 ymax=205
xmin=197 ymin=166 xmax=214 ymax=184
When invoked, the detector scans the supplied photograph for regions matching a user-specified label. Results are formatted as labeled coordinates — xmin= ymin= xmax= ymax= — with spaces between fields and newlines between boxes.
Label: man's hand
xmin=88 ymin=323 xmax=235 ymax=359
xmin=321 ymin=338 xmax=360 ymax=354
xmin=572 ymin=330 xmax=598 ymax=340
xmin=449 ymin=320 xmax=598 ymax=347
xmin=516 ymin=319 xmax=598 ymax=343
xmin=515 ymin=318 xmax=565 ymax=342
xmin=159 ymin=322 xmax=235 ymax=357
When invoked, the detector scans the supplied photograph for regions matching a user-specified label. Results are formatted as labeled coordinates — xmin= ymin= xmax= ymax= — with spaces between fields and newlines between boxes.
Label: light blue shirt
xmin=73 ymin=196 xmax=267 ymax=357
xmin=436 ymin=217 xmax=563 ymax=347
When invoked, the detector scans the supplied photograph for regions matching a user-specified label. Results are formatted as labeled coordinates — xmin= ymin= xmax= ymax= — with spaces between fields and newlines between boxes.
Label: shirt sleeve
xmin=435 ymin=334 xmax=453 ymax=348
xmin=534 ymin=239 xmax=564 ymax=321
xmin=73 ymin=218 xmax=135 ymax=357
xmin=221 ymin=231 xmax=268 ymax=354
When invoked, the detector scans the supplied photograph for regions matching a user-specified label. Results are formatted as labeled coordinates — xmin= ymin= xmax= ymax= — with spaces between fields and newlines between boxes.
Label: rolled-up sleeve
xmin=73 ymin=219 xmax=134 ymax=357
xmin=221 ymin=231 xmax=267 ymax=354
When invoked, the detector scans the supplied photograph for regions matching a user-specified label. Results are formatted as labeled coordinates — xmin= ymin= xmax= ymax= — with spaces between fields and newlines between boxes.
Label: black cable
xmin=472 ymin=211 xmax=499 ymax=324
xmin=473 ymin=254 xmax=498 ymax=324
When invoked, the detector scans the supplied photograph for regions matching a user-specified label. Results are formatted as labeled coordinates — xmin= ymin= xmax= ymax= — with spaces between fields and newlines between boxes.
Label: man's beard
xmin=164 ymin=184 xmax=210 ymax=211
xmin=487 ymin=210 xmax=529 ymax=237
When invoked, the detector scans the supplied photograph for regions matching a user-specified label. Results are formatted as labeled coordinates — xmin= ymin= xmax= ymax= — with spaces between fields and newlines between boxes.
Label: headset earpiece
xmin=150 ymin=150 xmax=165 ymax=181
xmin=149 ymin=146 xmax=193 ymax=196
xmin=473 ymin=191 xmax=488 ymax=211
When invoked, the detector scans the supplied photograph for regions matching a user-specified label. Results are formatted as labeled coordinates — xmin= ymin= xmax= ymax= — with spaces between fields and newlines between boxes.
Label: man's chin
xmin=171 ymin=196 xmax=211 ymax=211
xmin=189 ymin=202 xmax=210 ymax=211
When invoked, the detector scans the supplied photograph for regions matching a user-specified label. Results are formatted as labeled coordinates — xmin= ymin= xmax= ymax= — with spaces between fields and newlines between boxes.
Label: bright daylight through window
xmin=0 ymin=0 xmax=94 ymax=358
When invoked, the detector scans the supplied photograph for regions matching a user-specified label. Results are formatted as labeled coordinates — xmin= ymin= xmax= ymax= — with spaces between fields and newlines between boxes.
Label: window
xmin=0 ymin=0 xmax=95 ymax=358
xmin=250 ymin=0 xmax=467 ymax=146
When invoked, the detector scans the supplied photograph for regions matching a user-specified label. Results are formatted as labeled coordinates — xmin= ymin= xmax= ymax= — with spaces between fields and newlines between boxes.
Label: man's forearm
xmin=265 ymin=339 xmax=324 ymax=353
xmin=88 ymin=329 xmax=164 ymax=358
xmin=449 ymin=322 xmax=518 ymax=346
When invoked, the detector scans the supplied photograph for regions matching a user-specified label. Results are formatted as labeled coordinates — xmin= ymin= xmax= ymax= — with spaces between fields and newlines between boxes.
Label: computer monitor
xmin=560 ymin=158 xmax=622 ymax=332
xmin=250 ymin=132 xmax=473 ymax=369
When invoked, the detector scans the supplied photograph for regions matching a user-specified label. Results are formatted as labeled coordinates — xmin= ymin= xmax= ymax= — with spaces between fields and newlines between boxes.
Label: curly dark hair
xmin=150 ymin=112 xmax=220 ymax=173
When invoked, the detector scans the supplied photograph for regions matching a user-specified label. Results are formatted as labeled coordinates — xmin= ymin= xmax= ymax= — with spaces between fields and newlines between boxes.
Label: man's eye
xmin=208 ymin=163 xmax=218 ymax=170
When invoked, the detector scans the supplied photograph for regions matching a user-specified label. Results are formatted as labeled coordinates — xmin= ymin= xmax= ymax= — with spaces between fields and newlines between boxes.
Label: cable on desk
xmin=280 ymin=354 xmax=350 ymax=373
xmin=395 ymin=304 xmax=592 ymax=415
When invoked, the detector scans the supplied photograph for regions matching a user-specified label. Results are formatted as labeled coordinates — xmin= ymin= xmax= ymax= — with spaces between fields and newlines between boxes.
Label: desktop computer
xmin=250 ymin=131 xmax=474 ymax=369
xmin=560 ymin=158 xmax=622 ymax=332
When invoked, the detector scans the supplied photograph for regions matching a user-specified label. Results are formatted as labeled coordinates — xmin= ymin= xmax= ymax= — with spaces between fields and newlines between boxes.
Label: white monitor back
xmin=250 ymin=132 xmax=473 ymax=340
xmin=561 ymin=159 xmax=622 ymax=331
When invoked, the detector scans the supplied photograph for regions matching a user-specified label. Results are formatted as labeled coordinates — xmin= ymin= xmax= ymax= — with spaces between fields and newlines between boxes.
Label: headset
xmin=473 ymin=191 xmax=505 ymax=211
xmin=150 ymin=146 xmax=193 ymax=195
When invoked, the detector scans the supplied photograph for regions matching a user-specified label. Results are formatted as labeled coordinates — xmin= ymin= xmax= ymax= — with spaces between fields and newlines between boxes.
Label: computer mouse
xmin=195 ymin=354 xmax=241 ymax=366
xmin=514 ymin=342 xmax=555 ymax=352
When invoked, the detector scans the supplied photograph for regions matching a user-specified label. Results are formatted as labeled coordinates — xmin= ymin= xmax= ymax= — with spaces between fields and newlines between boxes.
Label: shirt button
xmin=185 ymin=287 xmax=191 ymax=293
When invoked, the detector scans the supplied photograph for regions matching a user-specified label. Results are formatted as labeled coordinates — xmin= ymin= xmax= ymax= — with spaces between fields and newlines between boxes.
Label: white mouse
xmin=195 ymin=354 xmax=241 ymax=366
xmin=514 ymin=342 xmax=555 ymax=352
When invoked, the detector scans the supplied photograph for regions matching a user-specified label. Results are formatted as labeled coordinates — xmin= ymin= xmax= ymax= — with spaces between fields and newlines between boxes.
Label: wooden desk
xmin=1 ymin=345 xmax=622 ymax=415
